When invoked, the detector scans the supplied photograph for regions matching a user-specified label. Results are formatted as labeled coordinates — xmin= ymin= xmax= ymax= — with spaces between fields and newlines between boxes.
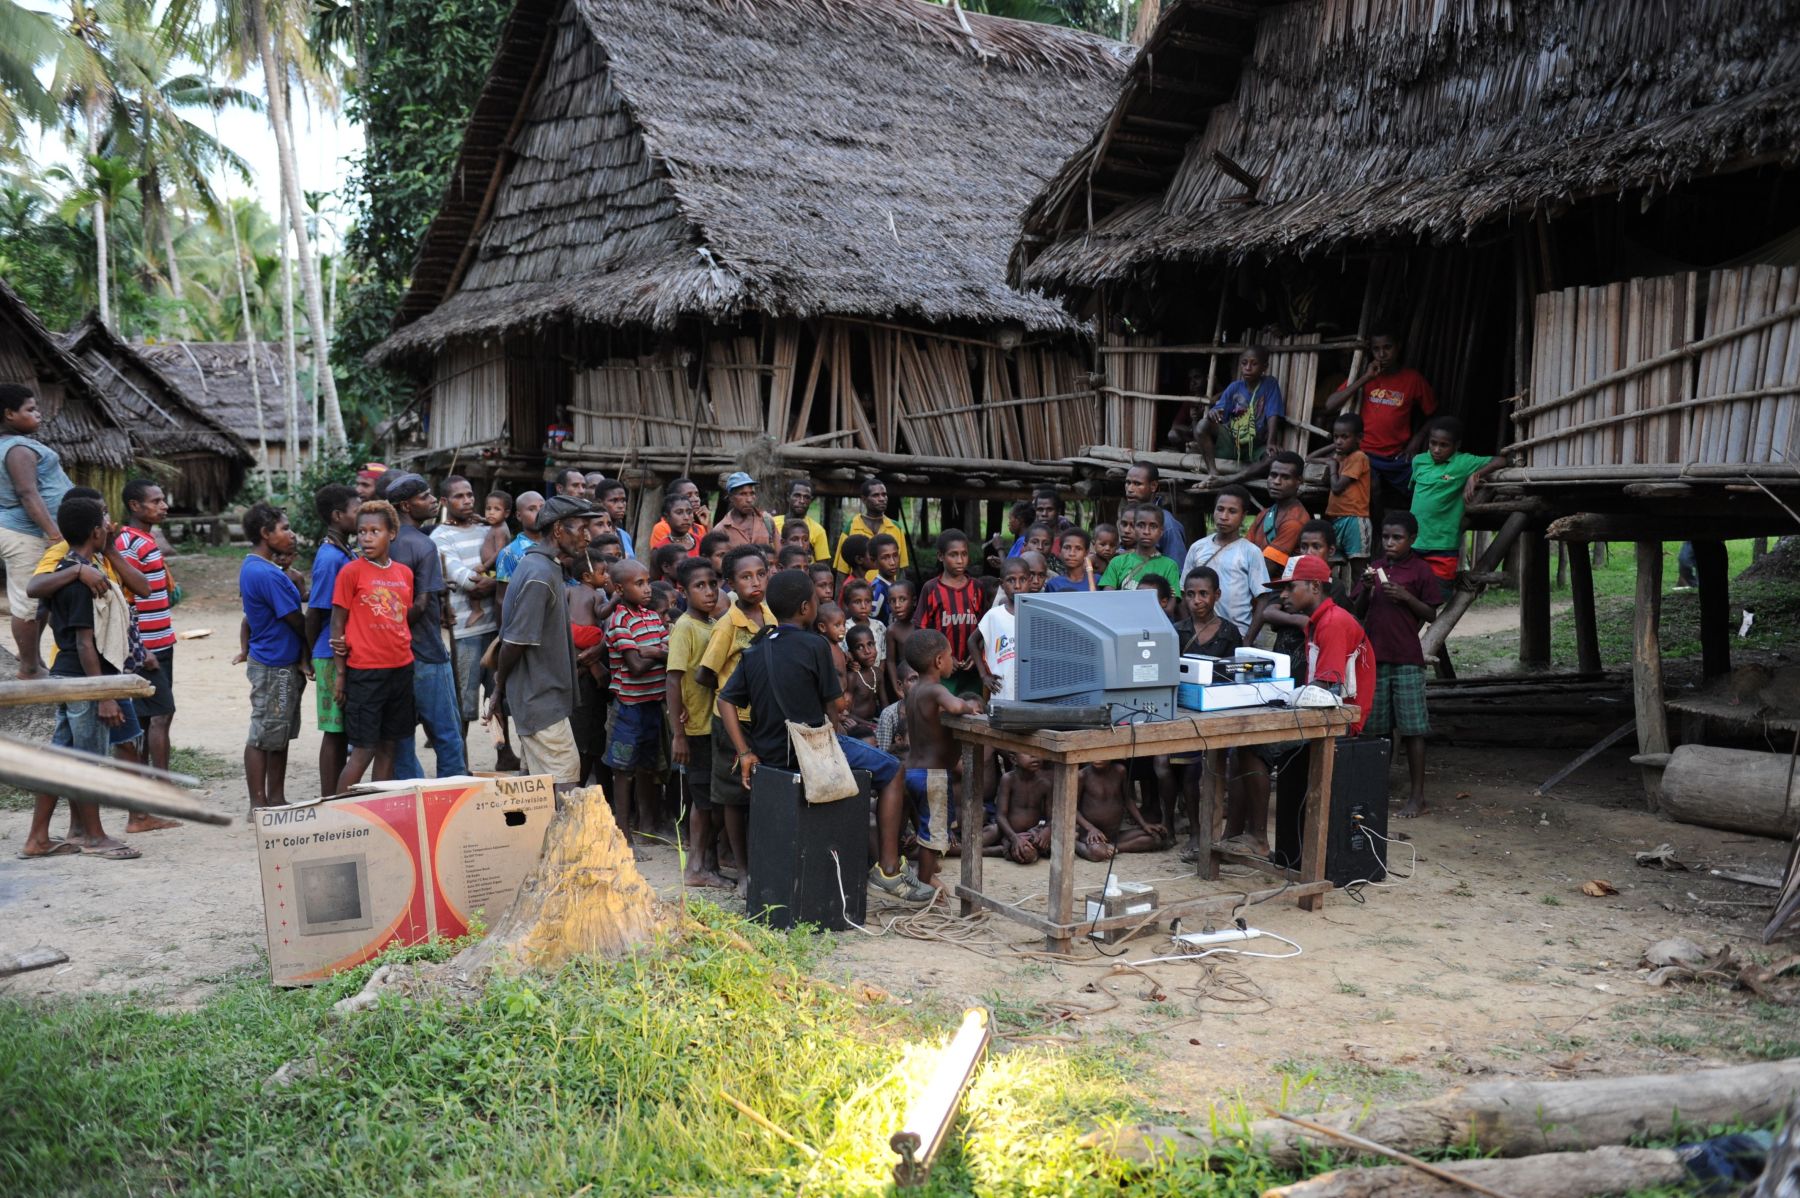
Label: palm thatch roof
xmin=61 ymin=315 xmax=256 ymax=465
xmin=135 ymin=341 xmax=312 ymax=446
xmin=0 ymin=278 xmax=132 ymax=469
xmin=1015 ymin=0 xmax=1800 ymax=290
xmin=373 ymin=0 xmax=1131 ymax=364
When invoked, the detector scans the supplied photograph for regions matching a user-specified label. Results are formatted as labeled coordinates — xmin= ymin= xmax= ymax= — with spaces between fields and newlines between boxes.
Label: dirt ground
xmin=1 ymin=551 xmax=1791 ymax=1111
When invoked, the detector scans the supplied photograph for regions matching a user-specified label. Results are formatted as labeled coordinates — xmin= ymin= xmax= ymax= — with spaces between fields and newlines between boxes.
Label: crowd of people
xmin=5 ymin=333 xmax=1501 ymax=893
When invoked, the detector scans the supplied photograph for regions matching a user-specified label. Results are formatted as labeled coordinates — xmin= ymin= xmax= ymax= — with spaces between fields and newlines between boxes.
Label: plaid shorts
xmin=1364 ymin=663 xmax=1430 ymax=739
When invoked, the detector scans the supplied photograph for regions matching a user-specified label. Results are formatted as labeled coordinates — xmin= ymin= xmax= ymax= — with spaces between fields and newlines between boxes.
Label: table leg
xmin=959 ymin=741 xmax=984 ymax=917
xmin=1045 ymin=762 xmax=1078 ymax=954
xmin=1198 ymin=747 xmax=1226 ymax=881
xmin=1299 ymin=736 xmax=1337 ymax=912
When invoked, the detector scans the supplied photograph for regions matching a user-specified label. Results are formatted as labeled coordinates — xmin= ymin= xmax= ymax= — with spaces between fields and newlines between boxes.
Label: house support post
xmin=1568 ymin=541 xmax=1601 ymax=674
xmin=1693 ymin=540 xmax=1730 ymax=679
xmin=1518 ymin=529 xmax=1552 ymax=668
xmin=1633 ymin=541 xmax=1669 ymax=811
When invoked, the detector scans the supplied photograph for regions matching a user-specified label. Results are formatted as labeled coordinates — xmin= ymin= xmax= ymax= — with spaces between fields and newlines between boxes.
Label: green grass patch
xmin=0 ymin=903 xmax=1312 ymax=1197
xmin=1618 ymin=993 xmax=1800 ymax=1063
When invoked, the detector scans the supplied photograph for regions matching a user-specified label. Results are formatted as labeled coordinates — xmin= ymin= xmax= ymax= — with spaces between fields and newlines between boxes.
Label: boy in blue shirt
xmin=238 ymin=502 xmax=310 ymax=808
xmin=1197 ymin=347 xmax=1286 ymax=479
xmin=305 ymin=484 xmax=360 ymax=796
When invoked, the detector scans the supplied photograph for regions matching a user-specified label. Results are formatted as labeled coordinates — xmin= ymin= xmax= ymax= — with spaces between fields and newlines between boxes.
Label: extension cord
xmin=1174 ymin=927 xmax=1263 ymax=948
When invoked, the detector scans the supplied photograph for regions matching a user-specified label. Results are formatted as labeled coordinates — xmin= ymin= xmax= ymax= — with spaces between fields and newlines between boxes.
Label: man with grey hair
xmin=488 ymin=494 xmax=591 ymax=783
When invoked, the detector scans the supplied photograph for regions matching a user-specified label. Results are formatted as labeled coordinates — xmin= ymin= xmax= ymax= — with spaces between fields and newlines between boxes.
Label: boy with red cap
xmin=1264 ymin=554 xmax=1375 ymax=737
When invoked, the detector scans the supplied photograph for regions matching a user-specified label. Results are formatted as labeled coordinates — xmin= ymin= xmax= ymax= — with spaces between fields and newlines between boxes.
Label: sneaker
xmin=869 ymin=863 xmax=937 ymax=904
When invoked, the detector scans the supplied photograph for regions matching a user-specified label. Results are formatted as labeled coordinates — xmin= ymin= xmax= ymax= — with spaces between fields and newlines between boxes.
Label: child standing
xmin=975 ymin=557 xmax=1026 ymax=701
xmin=807 ymin=562 xmax=837 ymax=611
xmin=1316 ymin=413 xmax=1372 ymax=580
xmin=841 ymin=578 xmax=887 ymax=668
xmin=1410 ymin=417 xmax=1505 ymax=584
xmin=603 ymin=559 xmax=668 ymax=846
xmin=868 ymin=533 xmax=903 ymax=623
xmin=239 ymin=502 xmax=309 ymax=807
xmin=814 ymin=600 xmax=851 ymax=702
xmin=902 ymin=628 xmax=984 ymax=890
xmin=568 ymin=549 xmax=613 ymax=786
xmin=1090 ymin=522 xmax=1121 ymax=578
xmin=1173 ymin=566 xmax=1242 ymax=860
xmin=696 ymin=545 xmax=772 ymax=887
xmin=915 ymin=530 xmax=985 ymax=696
xmin=1045 ymin=526 xmax=1095 ymax=592
xmin=883 ymin=578 xmax=916 ymax=698
xmin=844 ymin=624 xmax=884 ymax=734
xmin=1100 ymin=506 xmax=1183 ymax=593
xmin=306 ymin=485 xmax=360 ymax=795
xmin=1180 ymin=486 xmax=1269 ymax=635
xmin=665 ymin=556 xmax=729 ymax=889
xmin=329 ymin=501 xmax=413 ymax=790
xmin=1352 ymin=510 xmax=1442 ymax=819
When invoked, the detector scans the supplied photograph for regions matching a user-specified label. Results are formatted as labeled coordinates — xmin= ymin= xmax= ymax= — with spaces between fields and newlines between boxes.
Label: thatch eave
xmin=0 ymin=280 xmax=133 ymax=471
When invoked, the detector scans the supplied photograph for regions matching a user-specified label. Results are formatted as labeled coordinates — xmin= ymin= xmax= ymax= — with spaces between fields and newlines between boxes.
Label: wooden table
xmin=945 ymin=706 xmax=1357 ymax=954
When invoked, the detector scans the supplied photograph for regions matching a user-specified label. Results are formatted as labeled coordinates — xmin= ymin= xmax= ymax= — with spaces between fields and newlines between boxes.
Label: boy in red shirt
xmin=915 ymin=529 xmax=985 ymax=696
xmin=1324 ymin=331 xmax=1436 ymax=509
xmin=1264 ymin=555 xmax=1375 ymax=736
xmin=329 ymin=500 xmax=415 ymax=789
xmin=604 ymin=559 xmax=668 ymax=846
xmin=1352 ymin=510 xmax=1441 ymax=818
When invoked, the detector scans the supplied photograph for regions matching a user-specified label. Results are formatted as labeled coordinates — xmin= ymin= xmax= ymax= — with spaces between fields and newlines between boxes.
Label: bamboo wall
xmin=1515 ymin=265 xmax=1800 ymax=469
xmin=431 ymin=342 xmax=509 ymax=450
xmin=1099 ymin=332 xmax=1326 ymax=453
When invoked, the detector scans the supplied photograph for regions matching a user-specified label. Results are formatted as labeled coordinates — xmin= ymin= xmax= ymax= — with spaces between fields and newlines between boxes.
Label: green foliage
xmin=234 ymin=442 xmax=367 ymax=548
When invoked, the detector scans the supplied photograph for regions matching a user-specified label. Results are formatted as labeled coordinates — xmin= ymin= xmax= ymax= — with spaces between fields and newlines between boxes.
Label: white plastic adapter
xmin=1174 ymin=927 xmax=1261 ymax=948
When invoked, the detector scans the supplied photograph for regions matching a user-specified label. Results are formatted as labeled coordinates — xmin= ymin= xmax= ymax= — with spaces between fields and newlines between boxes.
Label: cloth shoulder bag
xmin=761 ymin=632 xmax=859 ymax=804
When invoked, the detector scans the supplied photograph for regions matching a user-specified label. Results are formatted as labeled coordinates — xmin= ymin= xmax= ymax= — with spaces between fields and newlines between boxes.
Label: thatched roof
xmin=1016 ymin=0 xmax=1800 ymax=290
xmin=135 ymin=341 xmax=313 ymax=446
xmin=0 ymin=279 xmax=132 ymax=469
xmin=61 ymin=316 xmax=256 ymax=466
xmin=373 ymin=0 xmax=1131 ymax=363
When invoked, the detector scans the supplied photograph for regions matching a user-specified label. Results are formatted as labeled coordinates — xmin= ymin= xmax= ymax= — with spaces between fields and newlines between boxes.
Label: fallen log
xmin=1089 ymin=1058 xmax=1800 ymax=1170
xmin=1264 ymin=1146 xmax=1687 ymax=1198
xmin=0 ymin=734 xmax=227 ymax=825
xmin=0 ymin=945 xmax=70 ymax=978
xmin=0 ymin=674 xmax=153 ymax=707
xmin=1658 ymin=745 xmax=1800 ymax=838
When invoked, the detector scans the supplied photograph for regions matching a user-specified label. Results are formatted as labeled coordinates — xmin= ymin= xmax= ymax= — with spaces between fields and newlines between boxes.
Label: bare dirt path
xmin=0 ymin=551 xmax=1787 ymax=1109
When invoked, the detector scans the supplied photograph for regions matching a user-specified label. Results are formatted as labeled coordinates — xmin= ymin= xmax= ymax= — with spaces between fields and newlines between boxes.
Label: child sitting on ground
xmin=1076 ymin=758 xmax=1169 ymax=860
xmin=995 ymin=751 xmax=1053 ymax=865
xmin=875 ymin=657 xmax=916 ymax=754
xmin=603 ymin=559 xmax=668 ymax=847
xmin=1352 ymin=510 xmax=1442 ymax=819
xmin=902 ymin=628 xmax=985 ymax=889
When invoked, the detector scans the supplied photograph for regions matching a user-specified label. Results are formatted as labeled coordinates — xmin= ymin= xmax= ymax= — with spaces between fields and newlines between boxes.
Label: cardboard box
xmin=255 ymin=774 xmax=555 ymax=986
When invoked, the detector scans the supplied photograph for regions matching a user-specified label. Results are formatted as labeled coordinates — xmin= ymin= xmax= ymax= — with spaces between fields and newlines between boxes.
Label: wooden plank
xmin=939 ymin=708 xmax=1353 ymax=763
xmin=1198 ymin=747 xmax=1226 ymax=881
xmin=1299 ymin=736 xmax=1334 ymax=912
xmin=0 ymin=675 xmax=154 ymax=707
xmin=1045 ymin=762 xmax=1079 ymax=954
xmin=1694 ymin=540 xmax=1731 ymax=679
xmin=1534 ymin=721 xmax=1636 ymax=796
xmin=958 ymin=739 xmax=984 ymax=919
xmin=953 ymin=886 xmax=1059 ymax=935
xmin=0 ymin=735 xmax=228 ymax=825
xmin=1775 ymin=267 xmax=1800 ymax=465
xmin=1517 ymin=530 xmax=1552 ymax=667
xmin=1634 ymin=541 xmax=1669 ymax=811
xmin=1568 ymin=543 xmax=1601 ymax=673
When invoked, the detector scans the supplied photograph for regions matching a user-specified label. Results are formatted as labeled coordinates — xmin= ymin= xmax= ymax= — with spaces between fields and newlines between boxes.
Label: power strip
xmin=1174 ymin=927 xmax=1263 ymax=948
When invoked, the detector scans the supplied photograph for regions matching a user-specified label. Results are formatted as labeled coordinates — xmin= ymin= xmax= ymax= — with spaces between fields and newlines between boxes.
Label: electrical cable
xmin=1126 ymin=930 xmax=1304 ymax=968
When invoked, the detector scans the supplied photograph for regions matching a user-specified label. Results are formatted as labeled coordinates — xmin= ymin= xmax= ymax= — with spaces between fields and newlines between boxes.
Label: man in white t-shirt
xmin=1180 ymin=485 xmax=1269 ymax=635
xmin=974 ymin=557 xmax=1025 ymax=701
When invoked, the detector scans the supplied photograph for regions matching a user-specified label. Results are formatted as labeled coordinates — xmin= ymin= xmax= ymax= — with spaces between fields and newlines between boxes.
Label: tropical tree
xmin=0 ymin=1 xmax=64 ymax=165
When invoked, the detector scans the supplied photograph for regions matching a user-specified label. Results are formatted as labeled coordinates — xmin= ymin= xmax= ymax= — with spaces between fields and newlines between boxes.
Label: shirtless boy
xmin=902 ymin=628 xmax=983 ymax=889
xmin=1076 ymin=759 xmax=1170 ymax=860
xmin=996 ymin=751 xmax=1053 ymax=865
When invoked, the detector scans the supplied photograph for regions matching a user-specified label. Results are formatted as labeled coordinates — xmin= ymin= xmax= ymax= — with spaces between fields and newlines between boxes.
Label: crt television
xmin=1014 ymin=590 xmax=1179 ymax=722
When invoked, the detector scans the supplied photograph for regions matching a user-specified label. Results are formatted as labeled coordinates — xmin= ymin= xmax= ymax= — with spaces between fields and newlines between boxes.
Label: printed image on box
xmin=256 ymin=774 xmax=555 ymax=986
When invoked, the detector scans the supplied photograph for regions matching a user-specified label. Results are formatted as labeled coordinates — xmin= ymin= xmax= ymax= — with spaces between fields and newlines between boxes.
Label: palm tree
xmin=47 ymin=152 xmax=142 ymax=324
xmin=0 ymin=1 xmax=64 ymax=165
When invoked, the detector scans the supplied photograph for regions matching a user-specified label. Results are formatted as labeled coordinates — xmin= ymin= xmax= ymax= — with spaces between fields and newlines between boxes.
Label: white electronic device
xmin=1177 ymin=648 xmax=1296 ymax=712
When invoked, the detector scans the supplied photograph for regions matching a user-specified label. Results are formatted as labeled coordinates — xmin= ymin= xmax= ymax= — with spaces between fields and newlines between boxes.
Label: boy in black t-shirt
xmin=716 ymin=568 xmax=933 ymax=905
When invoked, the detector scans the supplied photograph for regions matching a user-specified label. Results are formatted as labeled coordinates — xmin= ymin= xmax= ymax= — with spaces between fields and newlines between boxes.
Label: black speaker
xmin=747 ymin=766 xmax=871 ymax=930
xmin=1272 ymin=736 xmax=1389 ymax=887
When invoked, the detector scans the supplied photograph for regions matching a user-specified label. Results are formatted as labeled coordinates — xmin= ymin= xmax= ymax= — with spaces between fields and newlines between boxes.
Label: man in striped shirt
xmin=117 ymin=480 xmax=180 ymax=800
xmin=603 ymin=559 xmax=668 ymax=847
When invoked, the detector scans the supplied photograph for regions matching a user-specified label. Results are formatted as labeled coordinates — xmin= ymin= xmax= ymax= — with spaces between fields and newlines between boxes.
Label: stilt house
xmin=1012 ymin=0 xmax=1800 ymax=793
xmin=136 ymin=341 xmax=311 ymax=475
xmin=370 ymin=0 xmax=1130 ymax=536
xmin=61 ymin=316 xmax=256 ymax=512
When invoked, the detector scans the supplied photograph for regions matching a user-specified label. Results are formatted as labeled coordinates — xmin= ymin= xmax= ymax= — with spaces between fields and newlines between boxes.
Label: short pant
xmin=343 ymin=663 xmax=415 ymax=749
xmin=679 ymin=732 xmax=714 ymax=811
xmin=0 ymin=525 xmax=47 ymax=617
xmin=246 ymin=661 xmax=306 ymax=751
xmin=1331 ymin=516 xmax=1372 ymax=560
xmin=1364 ymin=662 xmax=1430 ymax=739
xmin=313 ymin=657 xmax=343 ymax=734
xmin=451 ymin=631 xmax=494 ymax=723
xmin=604 ymin=700 xmax=665 ymax=772
xmin=133 ymin=647 xmax=176 ymax=720
xmin=711 ymin=715 xmax=751 ymax=807
xmin=1418 ymin=551 xmax=1459 ymax=583
xmin=54 ymin=696 xmax=141 ymax=756
xmin=518 ymin=717 xmax=580 ymax=784
xmin=906 ymin=767 xmax=954 ymax=853
xmin=1365 ymin=452 xmax=1414 ymax=495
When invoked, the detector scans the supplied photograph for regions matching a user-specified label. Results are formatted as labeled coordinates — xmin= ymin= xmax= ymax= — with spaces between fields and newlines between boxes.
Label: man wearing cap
xmin=489 ymin=494 xmax=591 ymax=784
xmin=831 ymin=476 xmax=909 ymax=575
xmin=355 ymin=464 xmax=387 ymax=502
xmin=385 ymin=473 xmax=468 ymax=777
xmin=713 ymin=472 xmax=773 ymax=549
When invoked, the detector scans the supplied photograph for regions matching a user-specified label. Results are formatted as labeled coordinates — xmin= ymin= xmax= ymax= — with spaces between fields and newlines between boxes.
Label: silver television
xmin=1014 ymin=590 xmax=1178 ymax=722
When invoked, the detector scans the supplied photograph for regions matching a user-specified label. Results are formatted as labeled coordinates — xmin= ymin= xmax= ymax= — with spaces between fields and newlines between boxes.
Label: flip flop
xmin=82 ymin=844 xmax=141 ymax=861
xmin=17 ymin=841 xmax=82 ymax=859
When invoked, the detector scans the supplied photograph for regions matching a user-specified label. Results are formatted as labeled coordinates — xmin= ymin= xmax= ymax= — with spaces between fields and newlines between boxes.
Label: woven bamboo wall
xmin=1516 ymin=266 xmax=1799 ymax=469
xmin=431 ymin=342 xmax=509 ymax=450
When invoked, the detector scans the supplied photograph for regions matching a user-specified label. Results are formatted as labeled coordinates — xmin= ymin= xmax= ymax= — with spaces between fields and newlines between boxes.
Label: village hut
xmin=60 ymin=315 xmax=256 ymax=513
xmin=370 ymin=0 xmax=1131 ymax=542
xmin=136 ymin=340 xmax=311 ymax=475
xmin=0 ymin=278 xmax=134 ymax=510
xmin=1012 ymin=0 xmax=1800 ymax=796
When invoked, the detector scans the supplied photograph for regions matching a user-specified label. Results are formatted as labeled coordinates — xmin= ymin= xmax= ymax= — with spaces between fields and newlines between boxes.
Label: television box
xmin=254 ymin=774 xmax=555 ymax=986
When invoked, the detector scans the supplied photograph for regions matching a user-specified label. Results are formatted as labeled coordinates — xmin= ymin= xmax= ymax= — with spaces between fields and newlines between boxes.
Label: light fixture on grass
xmin=890 ymin=1007 xmax=991 ymax=1188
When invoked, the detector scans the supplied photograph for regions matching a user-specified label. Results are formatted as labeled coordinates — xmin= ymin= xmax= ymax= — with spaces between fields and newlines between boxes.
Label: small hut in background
xmin=371 ymin=0 xmax=1131 ymax=545
xmin=61 ymin=315 xmax=255 ymax=513
xmin=0 ymin=278 xmax=134 ymax=511
xmin=1013 ymin=0 xmax=1800 ymax=796
xmin=136 ymin=341 xmax=311 ymax=476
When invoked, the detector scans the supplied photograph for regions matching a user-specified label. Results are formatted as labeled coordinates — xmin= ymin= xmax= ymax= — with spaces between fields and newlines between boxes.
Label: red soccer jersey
xmin=1352 ymin=367 xmax=1437 ymax=459
xmin=1305 ymin=597 xmax=1376 ymax=735
xmin=917 ymin=575 xmax=984 ymax=664
xmin=115 ymin=526 xmax=174 ymax=651
xmin=605 ymin=602 xmax=668 ymax=704
xmin=331 ymin=556 xmax=415 ymax=670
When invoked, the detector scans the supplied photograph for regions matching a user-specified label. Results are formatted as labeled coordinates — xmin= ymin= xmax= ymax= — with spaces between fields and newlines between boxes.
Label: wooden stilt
xmin=1694 ymin=540 xmax=1731 ymax=679
xmin=1633 ymin=541 xmax=1669 ymax=811
xmin=1568 ymin=541 xmax=1601 ymax=673
xmin=1518 ymin=529 xmax=1552 ymax=667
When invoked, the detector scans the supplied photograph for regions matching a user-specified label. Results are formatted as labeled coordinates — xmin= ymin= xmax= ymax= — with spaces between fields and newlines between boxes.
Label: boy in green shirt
xmin=1409 ymin=417 xmax=1503 ymax=584
xmin=1100 ymin=506 xmax=1183 ymax=592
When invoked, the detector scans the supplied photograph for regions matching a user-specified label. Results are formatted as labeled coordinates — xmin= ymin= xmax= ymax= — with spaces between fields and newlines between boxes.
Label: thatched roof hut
xmin=136 ymin=340 xmax=313 ymax=472
xmin=61 ymin=316 xmax=256 ymax=512
xmin=0 ymin=278 xmax=133 ymax=475
xmin=370 ymin=0 xmax=1130 ymax=526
